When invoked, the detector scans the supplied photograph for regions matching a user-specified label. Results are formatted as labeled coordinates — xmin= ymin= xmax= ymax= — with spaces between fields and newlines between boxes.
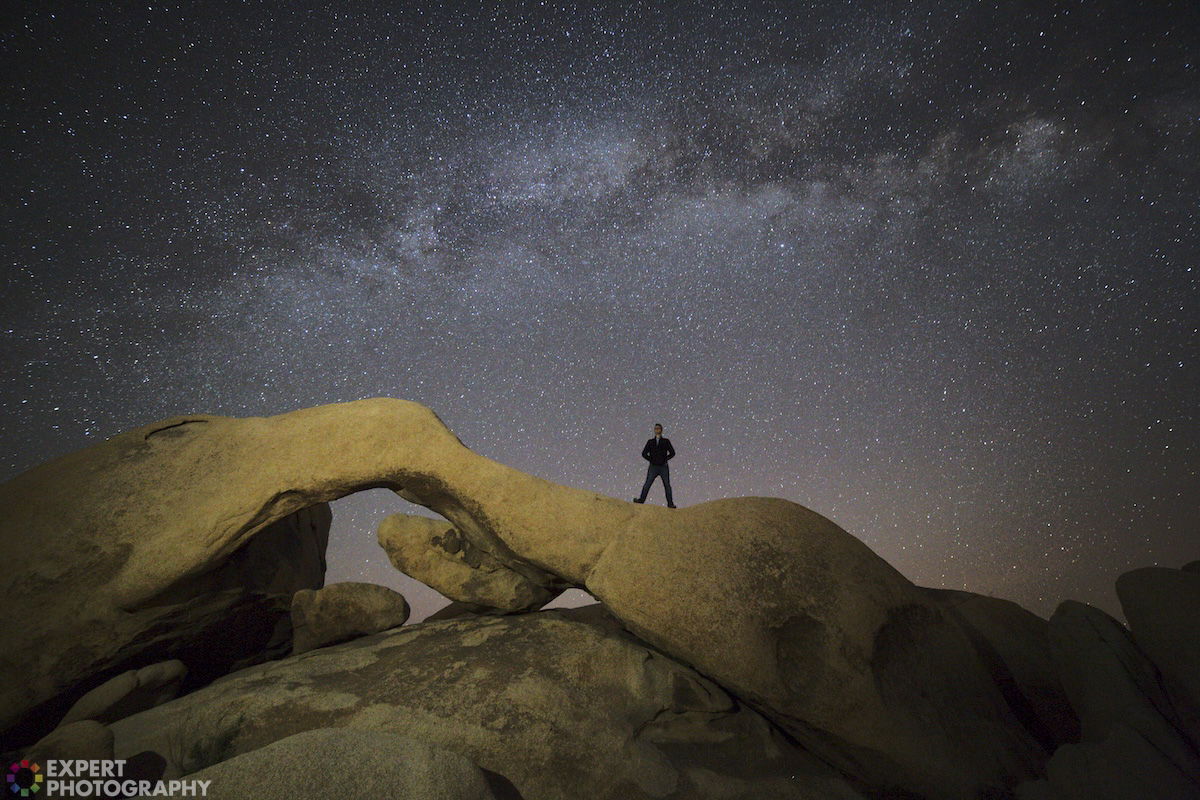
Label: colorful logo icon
xmin=7 ymin=761 xmax=42 ymax=796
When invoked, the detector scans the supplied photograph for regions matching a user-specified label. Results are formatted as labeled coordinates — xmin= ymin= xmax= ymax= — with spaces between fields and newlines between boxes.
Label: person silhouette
xmin=633 ymin=423 xmax=676 ymax=508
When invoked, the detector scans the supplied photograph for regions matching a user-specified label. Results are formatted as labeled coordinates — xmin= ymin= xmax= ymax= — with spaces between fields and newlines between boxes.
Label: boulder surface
xmin=110 ymin=605 xmax=863 ymax=800
xmin=377 ymin=513 xmax=563 ymax=612
xmin=1013 ymin=600 xmax=1200 ymax=798
xmin=1116 ymin=565 xmax=1200 ymax=746
xmin=59 ymin=660 xmax=187 ymax=728
xmin=132 ymin=728 xmax=503 ymax=800
xmin=291 ymin=581 xmax=410 ymax=654
xmin=0 ymin=494 xmax=329 ymax=750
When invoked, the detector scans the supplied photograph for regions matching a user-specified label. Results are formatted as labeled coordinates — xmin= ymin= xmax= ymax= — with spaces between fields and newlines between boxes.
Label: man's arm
xmin=642 ymin=440 xmax=652 ymax=460
xmin=666 ymin=439 xmax=675 ymax=460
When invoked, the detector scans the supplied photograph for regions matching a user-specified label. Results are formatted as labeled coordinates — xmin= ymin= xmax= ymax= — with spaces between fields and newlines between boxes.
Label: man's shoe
xmin=667 ymin=504 xmax=677 ymax=508
xmin=632 ymin=498 xmax=645 ymax=503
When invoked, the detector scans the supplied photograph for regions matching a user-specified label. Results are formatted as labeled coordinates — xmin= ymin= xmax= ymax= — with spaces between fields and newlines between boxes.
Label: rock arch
xmin=1 ymin=397 xmax=1052 ymax=798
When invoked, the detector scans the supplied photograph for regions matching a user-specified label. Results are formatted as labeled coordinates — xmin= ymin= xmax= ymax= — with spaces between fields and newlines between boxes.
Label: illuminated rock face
xmin=2 ymin=397 xmax=1077 ymax=797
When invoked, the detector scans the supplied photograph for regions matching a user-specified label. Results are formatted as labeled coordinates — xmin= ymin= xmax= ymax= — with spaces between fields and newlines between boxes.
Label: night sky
xmin=3 ymin=1 xmax=1196 ymax=623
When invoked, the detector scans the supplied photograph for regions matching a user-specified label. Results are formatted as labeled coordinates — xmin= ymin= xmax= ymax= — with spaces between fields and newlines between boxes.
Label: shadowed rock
xmin=1019 ymin=600 xmax=1200 ymax=797
xmin=922 ymin=588 xmax=1079 ymax=751
xmin=1017 ymin=722 xmax=1200 ymax=800
xmin=1047 ymin=601 xmax=1192 ymax=751
xmin=1116 ymin=566 xmax=1200 ymax=747
xmin=0 ymin=498 xmax=329 ymax=750
xmin=422 ymin=600 xmax=494 ymax=622
xmin=59 ymin=660 xmax=187 ymax=728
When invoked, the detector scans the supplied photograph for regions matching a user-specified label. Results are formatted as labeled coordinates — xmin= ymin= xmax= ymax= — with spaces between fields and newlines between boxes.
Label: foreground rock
xmin=133 ymin=728 xmax=502 ymax=800
xmin=582 ymin=498 xmax=1050 ymax=797
xmin=109 ymin=605 xmax=863 ymax=800
xmin=0 ymin=398 xmax=1051 ymax=796
xmin=291 ymin=581 xmax=410 ymax=654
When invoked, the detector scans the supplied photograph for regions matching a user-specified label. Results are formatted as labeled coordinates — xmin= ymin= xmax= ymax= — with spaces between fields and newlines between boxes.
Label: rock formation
xmin=290 ymin=581 xmax=410 ymax=654
xmin=108 ymin=605 xmax=857 ymax=800
xmin=1 ymin=397 xmax=1196 ymax=799
xmin=377 ymin=513 xmax=565 ymax=612
xmin=1013 ymin=600 xmax=1200 ymax=798
xmin=1116 ymin=565 xmax=1200 ymax=746
xmin=922 ymin=588 xmax=1078 ymax=750
xmin=134 ymin=728 xmax=505 ymax=800
xmin=24 ymin=720 xmax=115 ymax=764
xmin=58 ymin=660 xmax=187 ymax=727
xmin=0 ymin=491 xmax=330 ymax=749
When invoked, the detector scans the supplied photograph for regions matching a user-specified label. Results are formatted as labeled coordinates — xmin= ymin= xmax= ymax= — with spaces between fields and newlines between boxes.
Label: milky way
xmin=3 ymin=1 xmax=1197 ymax=621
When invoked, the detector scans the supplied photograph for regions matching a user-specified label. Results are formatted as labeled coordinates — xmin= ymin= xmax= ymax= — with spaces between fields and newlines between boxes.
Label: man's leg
xmin=635 ymin=464 xmax=658 ymax=503
xmin=661 ymin=464 xmax=675 ymax=507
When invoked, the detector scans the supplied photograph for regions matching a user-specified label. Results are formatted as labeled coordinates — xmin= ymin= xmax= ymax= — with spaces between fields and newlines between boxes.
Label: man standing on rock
xmin=633 ymin=423 xmax=676 ymax=508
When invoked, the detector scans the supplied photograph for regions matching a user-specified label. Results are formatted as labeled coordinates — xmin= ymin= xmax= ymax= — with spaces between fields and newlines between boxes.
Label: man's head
xmin=653 ymin=423 xmax=663 ymax=436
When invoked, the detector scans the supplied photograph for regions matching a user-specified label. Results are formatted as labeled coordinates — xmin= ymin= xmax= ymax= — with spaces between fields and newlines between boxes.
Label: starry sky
xmin=3 ymin=1 xmax=1196 ymax=623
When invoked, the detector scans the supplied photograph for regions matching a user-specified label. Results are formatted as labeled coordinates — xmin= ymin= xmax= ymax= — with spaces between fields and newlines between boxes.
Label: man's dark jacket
xmin=642 ymin=436 xmax=675 ymax=465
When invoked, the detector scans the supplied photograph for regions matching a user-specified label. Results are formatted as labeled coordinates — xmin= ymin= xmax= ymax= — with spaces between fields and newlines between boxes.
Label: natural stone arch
xmin=1 ymin=397 xmax=1053 ymax=798
xmin=0 ymin=398 xmax=628 ymax=745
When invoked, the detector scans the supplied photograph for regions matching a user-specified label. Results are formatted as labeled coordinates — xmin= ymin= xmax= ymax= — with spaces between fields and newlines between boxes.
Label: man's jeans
xmin=638 ymin=462 xmax=674 ymax=506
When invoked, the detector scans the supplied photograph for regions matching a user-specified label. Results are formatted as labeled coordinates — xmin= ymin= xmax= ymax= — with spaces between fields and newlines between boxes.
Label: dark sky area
xmin=2 ymin=1 xmax=1196 ymax=622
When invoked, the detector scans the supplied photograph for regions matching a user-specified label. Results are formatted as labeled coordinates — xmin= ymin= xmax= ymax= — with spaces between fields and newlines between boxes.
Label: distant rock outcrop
xmin=1014 ymin=600 xmax=1200 ymax=798
xmin=1116 ymin=566 xmax=1200 ymax=747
